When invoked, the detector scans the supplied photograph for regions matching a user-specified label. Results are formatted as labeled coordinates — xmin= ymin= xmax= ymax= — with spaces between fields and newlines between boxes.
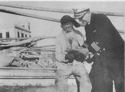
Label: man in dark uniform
xmin=73 ymin=9 xmax=124 ymax=92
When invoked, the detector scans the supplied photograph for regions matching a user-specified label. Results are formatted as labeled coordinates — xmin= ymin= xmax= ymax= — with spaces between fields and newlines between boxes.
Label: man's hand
xmin=86 ymin=52 xmax=95 ymax=63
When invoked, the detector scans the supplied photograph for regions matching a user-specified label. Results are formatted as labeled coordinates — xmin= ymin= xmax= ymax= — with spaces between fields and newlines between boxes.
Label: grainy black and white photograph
xmin=0 ymin=1 xmax=124 ymax=92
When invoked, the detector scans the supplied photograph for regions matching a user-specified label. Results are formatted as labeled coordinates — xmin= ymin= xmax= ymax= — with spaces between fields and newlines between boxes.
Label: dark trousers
xmin=89 ymin=52 xmax=124 ymax=92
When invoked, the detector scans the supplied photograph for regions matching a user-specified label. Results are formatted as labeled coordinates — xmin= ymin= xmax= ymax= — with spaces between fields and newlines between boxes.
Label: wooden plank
xmin=0 ymin=67 xmax=56 ymax=70
xmin=0 ymin=67 xmax=56 ymax=78
xmin=0 ymin=79 xmax=55 ymax=86
xmin=0 ymin=67 xmax=55 ymax=86
xmin=0 ymin=67 xmax=76 ymax=86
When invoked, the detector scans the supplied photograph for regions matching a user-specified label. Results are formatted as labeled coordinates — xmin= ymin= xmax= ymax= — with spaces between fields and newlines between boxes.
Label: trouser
xmin=55 ymin=61 xmax=92 ymax=92
xmin=89 ymin=53 xmax=124 ymax=92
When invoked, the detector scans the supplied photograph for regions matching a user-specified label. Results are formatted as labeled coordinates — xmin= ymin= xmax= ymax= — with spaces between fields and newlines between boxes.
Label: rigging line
xmin=0 ymin=3 xmax=124 ymax=17
xmin=0 ymin=8 xmax=60 ymax=22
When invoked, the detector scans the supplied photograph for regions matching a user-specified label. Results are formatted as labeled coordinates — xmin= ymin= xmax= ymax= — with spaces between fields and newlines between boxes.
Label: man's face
xmin=77 ymin=13 xmax=90 ymax=27
xmin=62 ymin=23 xmax=73 ymax=33
xmin=78 ymin=18 xmax=88 ymax=27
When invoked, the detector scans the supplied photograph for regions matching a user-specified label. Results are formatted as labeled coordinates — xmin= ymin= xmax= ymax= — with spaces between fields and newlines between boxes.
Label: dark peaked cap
xmin=60 ymin=15 xmax=80 ymax=27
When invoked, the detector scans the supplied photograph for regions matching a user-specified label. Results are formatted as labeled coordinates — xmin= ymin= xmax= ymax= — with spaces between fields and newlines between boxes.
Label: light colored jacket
xmin=55 ymin=30 xmax=84 ymax=62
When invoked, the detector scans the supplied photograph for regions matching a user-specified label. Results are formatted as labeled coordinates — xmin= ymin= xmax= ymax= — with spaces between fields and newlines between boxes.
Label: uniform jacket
xmin=85 ymin=13 xmax=124 ymax=58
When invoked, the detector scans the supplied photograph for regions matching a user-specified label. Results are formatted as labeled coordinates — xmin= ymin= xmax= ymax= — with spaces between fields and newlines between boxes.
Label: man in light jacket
xmin=55 ymin=15 xmax=92 ymax=92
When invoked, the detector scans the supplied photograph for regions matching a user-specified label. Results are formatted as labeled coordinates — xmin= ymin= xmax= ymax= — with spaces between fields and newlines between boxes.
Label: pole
xmin=0 ymin=3 xmax=124 ymax=17
xmin=0 ymin=8 xmax=60 ymax=22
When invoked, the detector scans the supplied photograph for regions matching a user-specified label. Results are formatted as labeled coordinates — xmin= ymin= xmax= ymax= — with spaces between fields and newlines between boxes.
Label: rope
xmin=0 ymin=3 xmax=124 ymax=17
xmin=0 ymin=8 xmax=60 ymax=22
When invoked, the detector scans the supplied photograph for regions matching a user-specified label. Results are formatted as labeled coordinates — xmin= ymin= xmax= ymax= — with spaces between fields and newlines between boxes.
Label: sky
xmin=0 ymin=1 xmax=125 ymax=45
